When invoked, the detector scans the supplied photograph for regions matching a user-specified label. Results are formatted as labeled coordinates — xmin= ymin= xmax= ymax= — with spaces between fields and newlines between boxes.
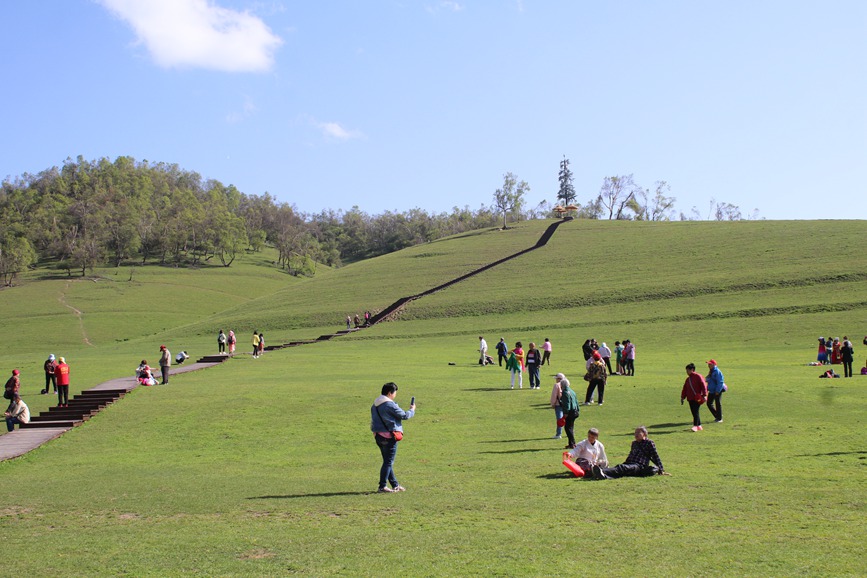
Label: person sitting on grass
xmin=5 ymin=393 xmax=30 ymax=432
xmin=565 ymin=428 xmax=608 ymax=476
xmin=591 ymin=426 xmax=668 ymax=480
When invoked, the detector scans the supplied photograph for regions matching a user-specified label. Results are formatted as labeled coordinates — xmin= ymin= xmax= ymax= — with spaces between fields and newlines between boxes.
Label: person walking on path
xmin=840 ymin=337 xmax=855 ymax=378
xmin=559 ymin=378 xmax=580 ymax=448
xmin=550 ymin=373 xmax=566 ymax=439
xmin=583 ymin=351 xmax=608 ymax=405
xmin=218 ymin=330 xmax=227 ymax=354
xmin=4 ymin=393 xmax=30 ymax=432
xmin=507 ymin=341 xmax=525 ymax=389
xmin=705 ymin=359 xmax=727 ymax=422
xmin=54 ymin=358 xmax=70 ymax=407
xmin=43 ymin=354 xmax=58 ymax=394
xmin=370 ymin=382 xmax=415 ymax=493
xmin=496 ymin=338 xmax=508 ymax=366
xmin=227 ymin=330 xmax=236 ymax=354
xmin=346 ymin=315 xmax=352 ymax=330
xmin=592 ymin=426 xmax=667 ymax=479
xmin=252 ymin=332 xmax=260 ymax=358
xmin=479 ymin=336 xmax=488 ymax=365
xmin=542 ymin=338 xmax=552 ymax=366
xmin=681 ymin=363 xmax=708 ymax=432
xmin=4 ymin=370 xmax=21 ymax=401
xmin=159 ymin=346 xmax=171 ymax=385
xmin=526 ymin=342 xmax=542 ymax=389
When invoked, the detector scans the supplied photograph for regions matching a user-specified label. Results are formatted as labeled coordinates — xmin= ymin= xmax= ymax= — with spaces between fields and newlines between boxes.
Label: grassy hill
xmin=0 ymin=219 xmax=865 ymax=576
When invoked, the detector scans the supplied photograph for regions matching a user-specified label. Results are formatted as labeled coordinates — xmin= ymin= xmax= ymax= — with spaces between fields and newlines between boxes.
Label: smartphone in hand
xmin=410 ymin=396 xmax=415 ymax=406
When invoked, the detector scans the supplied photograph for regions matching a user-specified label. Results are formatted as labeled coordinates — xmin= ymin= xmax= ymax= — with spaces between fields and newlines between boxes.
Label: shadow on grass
xmin=537 ymin=471 xmax=583 ymax=480
xmin=795 ymin=450 xmax=867 ymax=457
xmin=246 ymin=491 xmax=373 ymax=500
xmin=463 ymin=387 xmax=516 ymax=392
xmin=480 ymin=447 xmax=551 ymax=454
xmin=479 ymin=438 xmax=552 ymax=444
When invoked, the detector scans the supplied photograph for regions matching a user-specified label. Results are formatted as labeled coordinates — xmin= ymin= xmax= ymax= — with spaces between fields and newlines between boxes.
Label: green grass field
xmin=1 ymin=219 xmax=865 ymax=576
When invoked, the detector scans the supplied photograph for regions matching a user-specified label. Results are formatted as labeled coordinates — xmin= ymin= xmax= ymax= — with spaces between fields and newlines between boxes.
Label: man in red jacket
xmin=54 ymin=357 xmax=71 ymax=407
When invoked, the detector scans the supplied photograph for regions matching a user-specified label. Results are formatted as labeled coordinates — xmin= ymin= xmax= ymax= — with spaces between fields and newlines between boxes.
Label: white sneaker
xmin=553 ymin=435 xmax=561 ymax=439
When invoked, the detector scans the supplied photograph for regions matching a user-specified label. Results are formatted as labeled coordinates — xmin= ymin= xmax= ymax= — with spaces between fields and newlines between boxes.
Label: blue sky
xmin=2 ymin=1 xmax=865 ymax=219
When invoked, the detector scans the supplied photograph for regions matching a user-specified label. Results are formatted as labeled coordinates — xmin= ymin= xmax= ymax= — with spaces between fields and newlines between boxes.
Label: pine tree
xmin=557 ymin=156 xmax=576 ymax=206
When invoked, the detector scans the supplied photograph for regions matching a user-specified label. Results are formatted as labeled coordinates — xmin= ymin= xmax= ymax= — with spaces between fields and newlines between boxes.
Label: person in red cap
xmin=705 ymin=359 xmax=726 ymax=422
xmin=4 ymin=369 xmax=21 ymax=400
xmin=583 ymin=351 xmax=608 ymax=405
xmin=54 ymin=358 xmax=70 ymax=407
xmin=681 ymin=363 xmax=708 ymax=431
xmin=159 ymin=345 xmax=171 ymax=384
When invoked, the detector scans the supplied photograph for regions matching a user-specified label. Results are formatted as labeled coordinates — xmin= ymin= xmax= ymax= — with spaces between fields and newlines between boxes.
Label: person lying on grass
xmin=590 ymin=426 xmax=669 ymax=480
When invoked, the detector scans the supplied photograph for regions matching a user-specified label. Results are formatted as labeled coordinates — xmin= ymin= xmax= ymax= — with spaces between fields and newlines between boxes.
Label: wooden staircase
xmin=21 ymin=389 xmax=127 ymax=429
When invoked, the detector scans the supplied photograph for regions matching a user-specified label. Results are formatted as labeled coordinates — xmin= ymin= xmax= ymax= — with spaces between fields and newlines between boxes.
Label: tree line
xmin=0 ymin=155 xmax=756 ymax=285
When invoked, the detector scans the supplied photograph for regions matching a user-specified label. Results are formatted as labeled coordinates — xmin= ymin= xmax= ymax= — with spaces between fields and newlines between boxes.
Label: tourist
xmin=565 ymin=428 xmax=609 ymax=476
xmin=136 ymin=360 xmax=154 ymax=386
xmin=525 ymin=342 xmax=542 ymax=389
xmin=479 ymin=336 xmax=488 ymax=366
xmin=705 ymin=359 xmax=726 ymax=422
xmin=159 ymin=345 xmax=171 ymax=384
xmin=840 ymin=337 xmax=854 ymax=378
xmin=43 ymin=353 xmax=57 ymax=394
xmin=227 ymin=330 xmax=236 ymax=354
xmin=681 ymin=363 xmax=708 ymax=432
xmin=584 ymin=351 xmax=608 ymax=405
xmin=591 ymin=426 xmax=667 ymax=479
xmin=258 ymin=333 xmax=265 ymax=357
xmin=4 ymin=369 xmax=20 ymax=400
xmin=623 ymin=340 xmax=636 ymax=376
xmin=218 ymin=329 xmax=227 ymax=354
xmin=252 ymin=331 xmax=260 ymax=358
xmin=370 ymin=382 xmax=415 ymax=493
xmin=4 ymin=393 xmax=30 ymax=432
xmin=582 ymin=339 xmax=594 ymax=361
xmin=550 ymin=373 xmax=566 ymax=439
xmin=54 ymin=357 xmax=70 ymax=407
xmin=559 ymin=379 xmax=580 ymax=449
xmin=507 ymin=341 xmax=525 ymax=389
xmin=597 ymin=342 xmax=613 ymax=375
xmin=542 ymin=338 xmax=552 ymax=365
xmin=496 ymin=338 xmax=508 ymax=366
xmin=614 ymin=341 xmax=624 ymax=375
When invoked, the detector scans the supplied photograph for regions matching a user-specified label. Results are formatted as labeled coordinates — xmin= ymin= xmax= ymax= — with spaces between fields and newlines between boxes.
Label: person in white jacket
xmin=5 ymin=394 xmax=30 ymax=432
xmin=565 ymin=428 xmax=608 ymax=474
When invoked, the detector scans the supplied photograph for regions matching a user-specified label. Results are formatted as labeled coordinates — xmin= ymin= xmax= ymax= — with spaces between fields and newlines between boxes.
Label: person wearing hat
xmin=4 ymin=393 xmax=30 ymax=431
xmin=159 ymin=345 xmax=171 ymax=384
xmin=54 ymin=358 xmax=70 ymax=407
xmin=4 ymin=369 xmax=21 ymax=400
xmin=583 ymin=351 xmax=608 ymax=405
xmin=705 ymin=359 xmax=726 ymax=422
xmin=44 ymin=354 xmax=58 ymax=394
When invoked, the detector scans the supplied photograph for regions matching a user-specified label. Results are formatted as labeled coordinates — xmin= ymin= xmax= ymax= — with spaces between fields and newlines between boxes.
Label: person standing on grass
xmin=496 ymin=338 xmax=508 ymax=366
xmin=526 ymin=342 xmax=542 ymax=389
xmin=507 ymin=341 xmax=525 ymax=389
xmin=705 ymin=359 xmax=726 ymax=422
xmin=4 ymin=393 xmax=30 ymax=432
xmin=582 ymin=339 xmax=594 ymax=361
xmin=371 ymin=382 xmax=415 ymax=493
xmin=218 ymin=329 xmax=227 ymax=354
xmin=559 ymin=379 xmax=580 ymax=448
xmin=479 ymin=336 xmax=488 ymax=365
xmin=840 ymin=337 xmax=854 ymax=378
xmin=597 ymin=342 xmax=613 ymax=375
xmin=252 ymin=331 xmax=260 ymax=358
xmin=550 ymin=373 xmax=566 ymax=439
xmin=623 ymin=340 xmax=636 ymax=376
xmin=227 ymin=330 xmax=236 ymax=354
xmin=159 ymin=345 xmax=171 ymax=384
xmin=565 ymin=428 xmax=608 ymax=476
xmin=614 ymin=341 xmax=624 ymax=375
xmin=54 ymin=358 xmax=70 ymax=407
xmin=4 ymin=369 xmax=21 ymax=400
xmin=43 ymin=354 xmax=57 ymax=394
xmin=681 ymin=363 xmax=707 ymax=432
xmin=542 ymin=338 xmax=552 ymax=365
xmin=592 ymin=426 xmax=667 ymax=479
xmin=258 ymin=333 xmax=265 ymax=357
xmin=584 ymin=351 xmax=608 ymax=405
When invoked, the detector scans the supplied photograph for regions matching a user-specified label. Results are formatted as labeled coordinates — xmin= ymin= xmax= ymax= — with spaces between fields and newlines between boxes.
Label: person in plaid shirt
xmin=592 ymin=426 xmax=667 ymax=479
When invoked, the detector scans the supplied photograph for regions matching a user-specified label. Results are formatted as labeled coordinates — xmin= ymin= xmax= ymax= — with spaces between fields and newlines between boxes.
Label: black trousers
xmin=602 ymin=463 xmax=658 ymax=478
xmin=564 ymin=409 xmax=579 ymax=447
xmin=58 ymin=385 xmax=69 ymax=405
xmin=706 ymin=393 xmax=723 ymax=421
xmin=498 ymin=353 xmax=507 ymax=366
xmin=45 ymin=373 xmax=57 ymax=392
xmin=843 ymin=360 xmax=853 ymax=377
xmin=688 ymin=399 xmax=702 ymax=426
xmin=585 ymin=379 xmax=605 ymax=404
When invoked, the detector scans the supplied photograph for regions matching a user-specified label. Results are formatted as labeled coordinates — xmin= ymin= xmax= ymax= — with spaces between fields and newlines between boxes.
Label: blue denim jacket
xmin=370 ymin=396 xmax=414 ymax=433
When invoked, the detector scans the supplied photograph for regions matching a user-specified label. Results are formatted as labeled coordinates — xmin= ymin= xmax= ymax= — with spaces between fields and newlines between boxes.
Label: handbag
xmin=375 ymin=404 xmax=405 ymax=441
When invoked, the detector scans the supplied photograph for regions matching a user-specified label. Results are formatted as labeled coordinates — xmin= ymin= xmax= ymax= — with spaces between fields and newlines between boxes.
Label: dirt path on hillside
xmin=58 ymin=281 xmax=94 ymax=347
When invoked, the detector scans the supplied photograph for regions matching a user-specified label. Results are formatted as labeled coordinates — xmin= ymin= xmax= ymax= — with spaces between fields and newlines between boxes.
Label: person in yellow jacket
xmin=252 ymin=331 xmax=260 ymax=359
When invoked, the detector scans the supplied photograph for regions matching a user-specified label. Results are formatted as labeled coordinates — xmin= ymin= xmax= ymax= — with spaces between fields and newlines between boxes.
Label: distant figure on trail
xmin=54 ymin=357 xmax=70 ymax=407
xmin=4 ymin=369 xmax=21 ymax=400
xmin=227 ymin=330 xmax=236 ymax=354
xmin=159 ymin=346 xmax=171 ymax=384
xmin=346 ymin=315 xmax=352 ymax=330
xmin=597 ymin=342 xmax=613 ymax=375
xmin=496 ymin=338 xmax=508 ymax=366
xmin=840 ymin=337 xmax=854 ymax=378
xmin=252 ymin=331 xmax=260 ymax=359
xmin=550 ymin=373 xmax=566 ymax=439
xmin=526 ymin=342 xmax=542 ymax=389
xmin=681 ymin=363 xmax=708 ymax=432
xmin=258 ymin=333 xmax=265 ymax=356
xmin=542 ymin=338 xmax=552 ymax=366
xmin=43 ymin=354 xmax=58 ymax=395
xmin=364 ymin=311 xmax=371 ymax=326
xmin=354 ymin=314 xmax=361 ymax=328
xmin=507 ymin=341 xmax=524 ymax=389
xmin=218 ymin=329 xmax=227 ymax=354
xmin=175 ymin=351 xmax=189 ymax=365
xmin=583 ymin=351 xmax=608 ymax=405
xmin=591 ymin=426 xmax=667 ymax=480
xmin=137 ymin=360 xmax=155 ymax=386
xmin=705 ymin=359 xmax=726 ymax=422
xmin=371 ymin=382 xmax=415 ymax=493
xmin=4 ymin=393 xmax=30 ymax=432
xmin=565 ymin=428 xmax=609 ymax=477
xmin=558 ymin=378 xmax=579 ymax=448
xmin=623 ymin=340 xmax=636 ymax=376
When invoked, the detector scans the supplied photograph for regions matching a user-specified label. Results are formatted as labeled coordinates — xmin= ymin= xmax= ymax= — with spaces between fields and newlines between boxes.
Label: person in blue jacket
xmin=371 ymin=382 xmax=415 ymax=493
xmin=705 ymin=359 xmax=726 ymax=423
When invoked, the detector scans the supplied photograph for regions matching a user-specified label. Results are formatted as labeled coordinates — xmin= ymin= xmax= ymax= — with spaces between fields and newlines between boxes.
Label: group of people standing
xmin=480 ymin=337 xmax=552 ymax=390
xmin=816 ymin=336 xmax=857 ymax=378
xmin=4 ymin=355 xmax=72 ymax=432
xmin=217 ymin=329 xmax=237 ymax=355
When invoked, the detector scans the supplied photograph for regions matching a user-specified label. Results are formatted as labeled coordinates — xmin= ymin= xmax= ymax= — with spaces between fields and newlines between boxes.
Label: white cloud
xmin=425 ymin=1 xmax=464 ymax=14
xmin=226 ymin=95 xmax=257 ymax=123
xmin=316 ymin=121 xmax=363 ymax=142
xmin=97 ymin=0 xmax=283 ymax=72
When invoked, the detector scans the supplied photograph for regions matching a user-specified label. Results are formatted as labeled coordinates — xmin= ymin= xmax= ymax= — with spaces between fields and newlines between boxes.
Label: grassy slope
xmin=0 ymin=220 xmax=865 ymax=576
